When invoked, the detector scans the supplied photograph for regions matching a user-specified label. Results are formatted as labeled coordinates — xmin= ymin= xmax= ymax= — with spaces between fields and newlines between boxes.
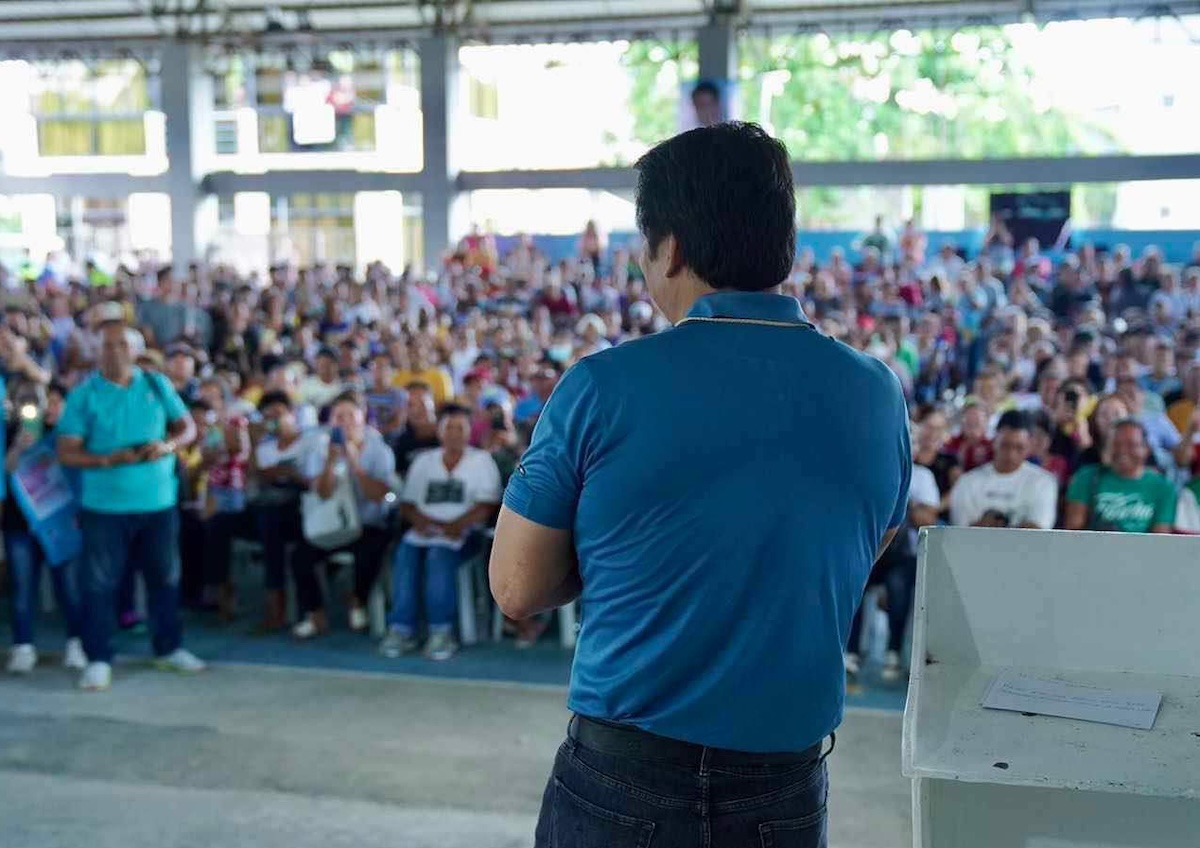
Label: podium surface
xmin=902 ymin=527 xmax=1200 ymax=847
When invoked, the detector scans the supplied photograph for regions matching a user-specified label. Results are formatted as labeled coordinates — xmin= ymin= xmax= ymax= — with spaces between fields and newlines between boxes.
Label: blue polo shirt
xmin=504 ymin=291 xmax=910 ymax=753
xmin=57 ymin=368 xmax=189 ymax=515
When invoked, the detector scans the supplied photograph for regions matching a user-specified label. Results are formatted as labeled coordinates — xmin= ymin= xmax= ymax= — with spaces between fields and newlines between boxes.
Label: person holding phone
xmin=5 ymin=382 xmax=86 ymax=675
xmin=290 ymin=391 xmax=396 ymax=639
xmin=56 ymin=303 xmax=203 ymax=691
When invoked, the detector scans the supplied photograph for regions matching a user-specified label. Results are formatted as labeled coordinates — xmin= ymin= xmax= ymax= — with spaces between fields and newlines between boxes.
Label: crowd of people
xmin=3 ymin=214 xmax=1200 ymax=690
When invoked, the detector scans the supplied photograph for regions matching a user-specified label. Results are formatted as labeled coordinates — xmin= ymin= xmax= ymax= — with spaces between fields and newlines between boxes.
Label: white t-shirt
xmin=255 ymin=431 xmax=312 ymax=470
xmin=949 ymin=461 xmax=1058 ymax=529
xmin=403 ymin=447 xmax=502 ymax=550
xmin=297 ymin=376 xmax=346 ymax=410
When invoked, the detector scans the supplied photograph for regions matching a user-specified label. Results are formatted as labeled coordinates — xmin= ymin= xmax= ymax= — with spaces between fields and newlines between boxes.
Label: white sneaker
xmin=63 ymin=638 xmax=87 ymax=671
xmin=424 ymin=631 xmax=459 ymax=662
xmin=379 ymin=627 xmax=419 ymax=658
xmin=7 ymin=644 xmax=37 ymax=675
xmin=292 ymin=618 xmax=320 ymax=640
xmin=348 ymin=606 xmax=369 ymax=633
xmin=79 ymin=662 xmax=112 ymax=691
xmin=844 ymin=652 xmax=861 ymax=677
xmin=154 ymin=648 xmax=206 ymax=674
xmin=881 ymin=650 xmax=904 ymax=682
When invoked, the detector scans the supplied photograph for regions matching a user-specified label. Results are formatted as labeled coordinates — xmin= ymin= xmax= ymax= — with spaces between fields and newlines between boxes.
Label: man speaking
xmin=490 ymin=122 xmax=910 ymax=848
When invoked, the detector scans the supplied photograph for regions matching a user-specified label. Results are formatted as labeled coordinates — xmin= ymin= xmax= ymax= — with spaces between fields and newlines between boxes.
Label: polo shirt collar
xmin=684 ymin=291 xmax=810 ymax=325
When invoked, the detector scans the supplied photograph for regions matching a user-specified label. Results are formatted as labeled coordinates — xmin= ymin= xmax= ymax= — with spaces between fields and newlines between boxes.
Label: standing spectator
xmin=200 ymin=413 xmax=252 ymax=621
xmin=380 ymin=404 xmax=501 ymax=661
xmin=1065 ymin=420 xmax=1175 ymax=533
xmin=912 ymin=408 xmax=960 ymax=521
xmin=845 ymin=461 xmax=939 ymax=682
xmin=56 ymin=305 xmax=203 ymax=691
xmin=5 ymin=382 xmax=86 ymax=674
xmin=251 ymin=391 xmax=310 ymax=632
xmin=164 ymin=344 xmax=201 ymax=403
xmin=579 ymin=220 xmax=606 ymax=274
xmin=291 ymin=392 xmax=395 ymax=639
xmin=949 ymin=410 xmax=1058 ymax=529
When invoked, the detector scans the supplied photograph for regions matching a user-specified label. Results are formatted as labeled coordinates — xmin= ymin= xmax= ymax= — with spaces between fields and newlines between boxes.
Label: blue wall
xmin=495 ymin=230 xmax=1200 ymax=267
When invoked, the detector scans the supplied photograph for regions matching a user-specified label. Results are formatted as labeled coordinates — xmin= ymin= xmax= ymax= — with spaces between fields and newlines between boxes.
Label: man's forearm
xmin=58 ymin=444 xmax=117 ymax=469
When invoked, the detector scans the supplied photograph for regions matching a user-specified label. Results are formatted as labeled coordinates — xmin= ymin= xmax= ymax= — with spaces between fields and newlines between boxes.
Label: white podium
xmin=902 ymin=527 xmax=1200 ymax=848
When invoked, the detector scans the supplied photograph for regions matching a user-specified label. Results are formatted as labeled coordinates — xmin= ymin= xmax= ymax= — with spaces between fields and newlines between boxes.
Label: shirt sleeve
xmin=888 ymin=380 xmax=913 ymax=529
xmin=1065 ymin=464 xmax=1095 ymax=505
xmin=908 ymin=465 xmax=940 ymax=509
xmin=503 ymin=361 xmax=601 ymax=531
xmin=1155 ymin=413 xmax=1182 ymax=451
xmin=151 ymin=372 xmax=189 ymax=424
xmin=57 ymin=380 xmax=89 ymax=440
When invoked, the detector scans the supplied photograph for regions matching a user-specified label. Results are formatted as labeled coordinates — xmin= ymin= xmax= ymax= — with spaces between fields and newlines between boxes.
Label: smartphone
xmin=19 ymin=403 xmax=43 ymax=440
xmin=330 ymin=427 xmax=345 ymax=447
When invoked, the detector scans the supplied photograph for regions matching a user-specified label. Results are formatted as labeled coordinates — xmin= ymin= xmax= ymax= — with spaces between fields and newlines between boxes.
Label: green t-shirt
xmin=1065 ymin=464 xmax=1176 ymax=533
xmin=57 ymin=368 xmax=188 ymax=514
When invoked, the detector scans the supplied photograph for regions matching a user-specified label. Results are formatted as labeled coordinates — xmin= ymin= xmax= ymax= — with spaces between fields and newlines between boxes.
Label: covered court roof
xmin=1 ymin=0 xmax=1198 ymax=47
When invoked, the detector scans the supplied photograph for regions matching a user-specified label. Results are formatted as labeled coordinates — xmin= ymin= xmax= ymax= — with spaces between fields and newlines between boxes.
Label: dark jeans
xmin=179 ymin=509 xmax=206 ymax=607
xmin=5 ymin=530 xmax=83 ymax=645
xmin=204 ymin=509 xmax=255 ymax=587
xmin=536 ymin=717 xmax=829 ymax=848
xmin=847 ymin=553 xmax=917 ymax=656
xmin=255 ymin=501 xmax=302 ymax=591
xmin=80 ymin=508 xmax=184 ymax=664
xmin=290 ymin=526 xmax=390 ymax=614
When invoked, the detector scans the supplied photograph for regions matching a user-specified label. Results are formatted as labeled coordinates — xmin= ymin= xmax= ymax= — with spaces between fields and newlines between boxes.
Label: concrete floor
xmin=0 ymin=661 xmax=911 ymax=847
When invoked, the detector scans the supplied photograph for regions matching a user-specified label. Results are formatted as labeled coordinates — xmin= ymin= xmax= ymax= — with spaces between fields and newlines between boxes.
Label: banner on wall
xmin=11 ymin=442 xmax=82 ymax=566
xmin=679 ymin=79 xmax=738 ymax=131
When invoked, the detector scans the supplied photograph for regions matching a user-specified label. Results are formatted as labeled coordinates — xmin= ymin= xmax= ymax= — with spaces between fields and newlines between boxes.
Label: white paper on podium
xmin=981 ymin=670 xmax=1162 ymax=730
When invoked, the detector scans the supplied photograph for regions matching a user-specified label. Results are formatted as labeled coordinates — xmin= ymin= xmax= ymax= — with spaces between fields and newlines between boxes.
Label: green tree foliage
xmin=622 ymin=28 xmax=1117 ymax=224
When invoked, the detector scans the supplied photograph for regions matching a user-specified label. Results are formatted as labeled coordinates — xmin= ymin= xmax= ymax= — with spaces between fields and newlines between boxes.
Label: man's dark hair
xmin=691 ymin=80 xmax=719 ymax=102
xmin=405 ymin=380 xmax=433 ymax=394
xmin=996 ymin=409 xmax=1032 ymax=434
xmin=47 ymin=380 xmax=68 ymax=400
xmin=439 ymin=402 xmax=471 ymax=421
xmin=635 ymin=122 xmax=795 ymax=292
xmin=188 ymin=398 xmax=212 ymax=414
xmin=258 ymin=390 xmax=292 ymax=411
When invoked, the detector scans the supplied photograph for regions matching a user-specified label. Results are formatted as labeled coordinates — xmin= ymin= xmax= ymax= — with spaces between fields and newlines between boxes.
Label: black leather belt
xmin=568 ymin=714 xmax=829 ymax=768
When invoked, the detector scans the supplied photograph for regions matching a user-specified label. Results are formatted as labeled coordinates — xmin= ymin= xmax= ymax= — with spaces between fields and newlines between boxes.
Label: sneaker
xmin=7 ymin=644 xmax=37 ymax=675
xmin=153 ymin=648 xmax=207 ymax=674
xmin=291 ymin=611 xmax=328 ymax=640
xmin=515 ymin=617 xmax=549 ymax=649
xmin=348 ymin=606 xmax=370 ymax=633
xmin=63 ymin=639 xmax=87 ymax=671
xmin=844 ymin=652 xmax=861 ymax=677
xmin=79 ymin=662 xmax=112 ymax=691
xmin=881 ymin=650 xmax=905 ymax=682
xmin=379 ymin=627 xmax=419 ymax=658
xmin=424 ymin=631 xmax=459 ymax=662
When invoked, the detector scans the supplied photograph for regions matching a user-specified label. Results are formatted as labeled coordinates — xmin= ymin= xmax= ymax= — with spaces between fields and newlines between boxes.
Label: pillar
xmin=160 ymin=42 xmax=213 ymax=272
xmin=418 ymin=34 xmax=461 ymax=272
xmin=697 ymin=15 xmax=738 ymax=86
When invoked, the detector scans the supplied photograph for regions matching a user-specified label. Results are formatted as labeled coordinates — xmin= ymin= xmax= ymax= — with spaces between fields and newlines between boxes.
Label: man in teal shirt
xmin=57 ymin=305 xmax=203 ymax=691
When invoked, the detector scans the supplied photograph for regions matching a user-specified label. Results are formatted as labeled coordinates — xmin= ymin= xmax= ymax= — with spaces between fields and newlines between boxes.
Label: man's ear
xmin=665 ymin=235 xmax=685 ymax=279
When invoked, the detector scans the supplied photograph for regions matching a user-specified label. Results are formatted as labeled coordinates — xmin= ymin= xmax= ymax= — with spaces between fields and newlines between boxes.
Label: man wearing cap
xmin=57 ymin=302 xmax=204 ymax=691
xmin=165 ymin=343 xmax=201 ymax=404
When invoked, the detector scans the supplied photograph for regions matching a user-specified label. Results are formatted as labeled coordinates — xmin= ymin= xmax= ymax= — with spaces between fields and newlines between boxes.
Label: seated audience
xmin=1065 ymin=419 xmax=1176 ymax=533
xmin=380 ymin=404 xmax=501 ymax=661
xmin=291 ymin=391 xmax=396 ymax=639
xmin=949 ymin=410 xmax=1058 ymax=529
